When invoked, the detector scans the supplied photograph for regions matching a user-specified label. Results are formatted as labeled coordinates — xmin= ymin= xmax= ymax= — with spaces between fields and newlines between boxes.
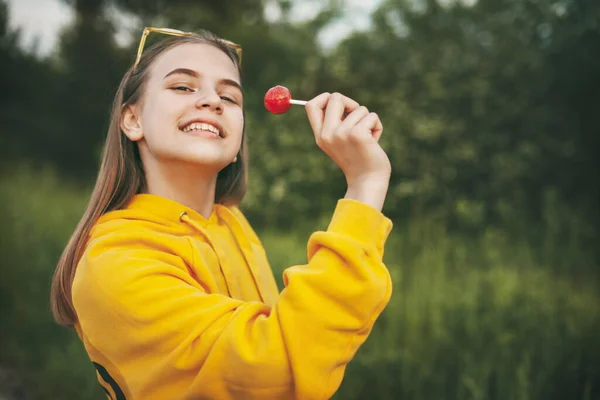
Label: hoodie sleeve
xmin=73 ymin=199 xmax=393 ymax=400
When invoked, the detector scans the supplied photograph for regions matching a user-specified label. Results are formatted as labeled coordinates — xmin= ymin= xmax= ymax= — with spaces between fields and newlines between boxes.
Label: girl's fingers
xmin=320 ymin=93 xmax=360 ymax=142
xmin=351 ymin=112 xmax=383 ymax=140
xmin=370 ymin=113 xmax=383 ymax=141
xmin=305 ymin=92 xmax=381 ymax=145
xmin=305 ymin=92 xmax=331 ymax=138
xmin=336 ymin=106 xmax=370 ymax=136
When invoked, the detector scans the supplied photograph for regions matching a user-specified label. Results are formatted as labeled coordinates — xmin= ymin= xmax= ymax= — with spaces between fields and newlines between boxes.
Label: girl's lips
xmin=179 ymin=118 xmax=225 ymax=137
xmin=181 ymin=128 xmax=222 ymax=140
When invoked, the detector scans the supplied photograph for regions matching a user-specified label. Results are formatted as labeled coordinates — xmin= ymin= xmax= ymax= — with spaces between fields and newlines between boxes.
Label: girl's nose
xmin=194 ymin=89 xmax=223 ymax=113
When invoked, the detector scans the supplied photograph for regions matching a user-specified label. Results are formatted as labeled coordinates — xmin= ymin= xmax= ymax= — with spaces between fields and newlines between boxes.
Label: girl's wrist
xmin=344 ymin=180 xmax=389 ymax=212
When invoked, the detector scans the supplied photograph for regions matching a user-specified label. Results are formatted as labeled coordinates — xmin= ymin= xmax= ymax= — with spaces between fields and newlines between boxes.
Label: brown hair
xmin=50 ymin=29 xmax=247 ymax=327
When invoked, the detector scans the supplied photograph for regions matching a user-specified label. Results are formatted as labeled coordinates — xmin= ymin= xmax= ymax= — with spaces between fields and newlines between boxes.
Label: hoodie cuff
xmin=327 ymin=199 xmax=393 ymax=254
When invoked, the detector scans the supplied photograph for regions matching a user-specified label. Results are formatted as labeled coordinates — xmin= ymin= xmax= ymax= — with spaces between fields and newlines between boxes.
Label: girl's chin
xmin=174 ymin=155 xmax=233 ymax=170
xmin=140 ymin=143 xmax=233 ymax=171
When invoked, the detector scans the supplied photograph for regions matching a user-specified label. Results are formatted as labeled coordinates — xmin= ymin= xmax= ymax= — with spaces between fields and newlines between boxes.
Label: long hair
xmin=50 ymin=30 xmax=247 ymax=327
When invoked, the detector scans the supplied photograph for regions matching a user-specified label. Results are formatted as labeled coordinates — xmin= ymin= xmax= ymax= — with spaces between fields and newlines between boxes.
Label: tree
xmin=321 ymin=0 xmax=599 ymax=249
xmin=49 ymin=0 xmax=128 ymax=177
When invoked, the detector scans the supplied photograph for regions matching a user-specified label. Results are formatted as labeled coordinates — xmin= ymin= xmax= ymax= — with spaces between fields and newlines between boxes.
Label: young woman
xmin=50 ymin=27 xmax=393 ymax=400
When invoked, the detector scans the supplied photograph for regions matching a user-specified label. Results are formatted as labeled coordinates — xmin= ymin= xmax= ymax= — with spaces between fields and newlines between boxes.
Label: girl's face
xmin=123 ymin=43 xmax=244 ymax=171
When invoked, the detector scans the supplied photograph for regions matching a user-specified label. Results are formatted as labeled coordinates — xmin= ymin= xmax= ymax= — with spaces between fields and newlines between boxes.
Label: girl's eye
xmin=172 ymin=86 xmax=195 ymax=92
xmin=221 ymin=96 xmax=237 ymax=104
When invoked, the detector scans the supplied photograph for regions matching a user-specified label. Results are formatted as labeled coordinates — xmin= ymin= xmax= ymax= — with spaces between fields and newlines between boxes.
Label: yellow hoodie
xmin=72 ymin=194 xmax=393 ymax=400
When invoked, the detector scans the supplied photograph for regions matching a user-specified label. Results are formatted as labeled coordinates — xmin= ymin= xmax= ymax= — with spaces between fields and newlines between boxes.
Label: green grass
xmin=261 ymin=226 xmax=599 ymax=400
xmin=1 ymin=165 xmax=598 ymax=399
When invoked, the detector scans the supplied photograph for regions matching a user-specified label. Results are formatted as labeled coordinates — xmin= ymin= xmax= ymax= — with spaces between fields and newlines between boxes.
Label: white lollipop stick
xmin=289 ymin=99 xmax=307 ymax=106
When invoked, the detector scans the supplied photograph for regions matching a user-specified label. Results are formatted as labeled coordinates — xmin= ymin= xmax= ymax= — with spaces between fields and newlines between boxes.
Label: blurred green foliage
xmin=1 ymin=0 xmax=599 ymax=398
xmin=2 ymin=0 xmax=598 ymax=237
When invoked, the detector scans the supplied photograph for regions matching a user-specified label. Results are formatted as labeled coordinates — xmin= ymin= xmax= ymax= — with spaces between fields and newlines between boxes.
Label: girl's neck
xmin=143 ymin=160 xmax=218 ymax=219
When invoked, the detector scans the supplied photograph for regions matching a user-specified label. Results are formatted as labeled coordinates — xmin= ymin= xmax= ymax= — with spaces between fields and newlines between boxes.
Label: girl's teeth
xmin=183 ymin=123 xmax=220 ymax=136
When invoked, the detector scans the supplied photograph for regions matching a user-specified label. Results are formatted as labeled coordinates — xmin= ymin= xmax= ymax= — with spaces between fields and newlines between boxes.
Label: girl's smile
xmin=180 ymin=120 xmax=224 ymax=138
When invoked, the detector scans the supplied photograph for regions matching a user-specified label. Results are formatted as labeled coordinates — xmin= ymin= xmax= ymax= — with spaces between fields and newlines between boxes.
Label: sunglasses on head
xmin=134 ymin=27 xmax=243 ymax=70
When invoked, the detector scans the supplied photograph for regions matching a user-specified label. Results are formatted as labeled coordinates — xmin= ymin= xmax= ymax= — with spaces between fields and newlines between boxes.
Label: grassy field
xmin=1 ymin=165 xmax=598 ymax=400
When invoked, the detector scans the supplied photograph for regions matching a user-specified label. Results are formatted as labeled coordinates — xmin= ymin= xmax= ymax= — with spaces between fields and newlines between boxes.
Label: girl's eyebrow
xmin=163 ymin=68 xmax=243 ymax=92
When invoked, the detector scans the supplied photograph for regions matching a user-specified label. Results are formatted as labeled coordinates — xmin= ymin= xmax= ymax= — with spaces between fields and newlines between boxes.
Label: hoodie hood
xmin=91 ymin=193 xmax=279 ymax=305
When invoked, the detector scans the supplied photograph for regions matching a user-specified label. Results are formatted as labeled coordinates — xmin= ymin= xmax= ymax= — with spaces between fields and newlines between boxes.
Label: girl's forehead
xmin=149 ymin=42 xmax=239 ymax=82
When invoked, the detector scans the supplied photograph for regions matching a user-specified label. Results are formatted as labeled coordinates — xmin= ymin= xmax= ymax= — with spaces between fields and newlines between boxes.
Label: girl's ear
xmin=121 ymin=105 xmax=144 ymax=141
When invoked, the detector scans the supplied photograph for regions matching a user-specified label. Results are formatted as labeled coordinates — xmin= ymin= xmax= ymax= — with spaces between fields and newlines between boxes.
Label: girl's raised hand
xmin=305 ymin=92 xmax=391 ymax=211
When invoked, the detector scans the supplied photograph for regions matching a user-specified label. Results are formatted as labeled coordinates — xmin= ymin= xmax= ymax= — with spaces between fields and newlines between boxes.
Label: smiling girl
xmin=50 ymin=28 xmax=393 ymax=400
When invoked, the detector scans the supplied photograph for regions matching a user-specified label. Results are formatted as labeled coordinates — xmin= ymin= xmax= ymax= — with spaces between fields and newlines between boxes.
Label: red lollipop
xmin=264 ymin=85 xmax=307 ymax=114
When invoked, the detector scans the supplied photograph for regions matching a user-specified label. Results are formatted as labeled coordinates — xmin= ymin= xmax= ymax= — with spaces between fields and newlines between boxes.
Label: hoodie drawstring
xmin=215 ymin=207 xmax=267 ymax=304
xmin=179 ymin=211 xmax=241 ymax=299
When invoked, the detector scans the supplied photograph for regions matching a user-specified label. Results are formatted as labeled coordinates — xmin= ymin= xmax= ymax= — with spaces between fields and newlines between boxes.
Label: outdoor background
xmin=1 ymin=0 xmax=599 ymax=399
